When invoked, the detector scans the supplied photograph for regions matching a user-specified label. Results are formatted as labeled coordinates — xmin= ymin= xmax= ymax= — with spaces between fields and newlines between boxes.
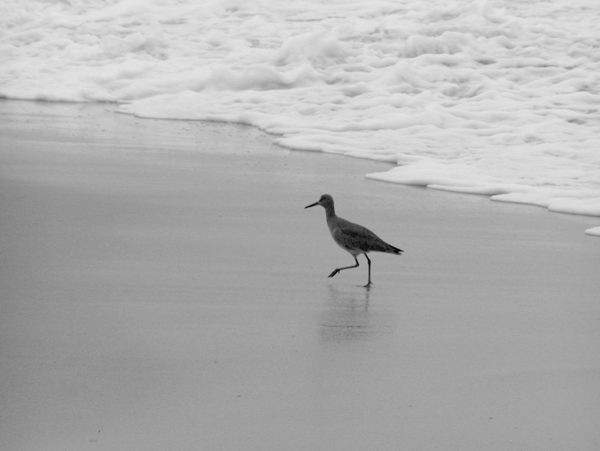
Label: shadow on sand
xmin=317 ymin=285 xmax=382 ymax=342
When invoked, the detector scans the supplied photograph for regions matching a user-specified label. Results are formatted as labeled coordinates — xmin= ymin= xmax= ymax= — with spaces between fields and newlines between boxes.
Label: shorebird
xmin=305 ymin=194 xmax=403 ymax=287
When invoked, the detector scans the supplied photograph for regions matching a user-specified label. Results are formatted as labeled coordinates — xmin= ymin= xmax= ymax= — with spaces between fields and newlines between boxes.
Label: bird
xmin=305 ymin=194 xmax=403 ymax=287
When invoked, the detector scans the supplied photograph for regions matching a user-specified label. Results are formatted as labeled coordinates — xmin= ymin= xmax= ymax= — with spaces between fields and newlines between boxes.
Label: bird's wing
xmin=332 ymin=219 xmax=388 ymax=252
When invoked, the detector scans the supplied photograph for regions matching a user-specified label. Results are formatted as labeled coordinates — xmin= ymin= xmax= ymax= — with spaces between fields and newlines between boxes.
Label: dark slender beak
xmin=304 ymin=201 xmax=319 ymax=209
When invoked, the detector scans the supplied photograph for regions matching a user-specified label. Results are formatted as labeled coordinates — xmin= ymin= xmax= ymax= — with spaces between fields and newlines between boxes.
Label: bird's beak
xmin=304 ymin=201 xmax=319 ymax=209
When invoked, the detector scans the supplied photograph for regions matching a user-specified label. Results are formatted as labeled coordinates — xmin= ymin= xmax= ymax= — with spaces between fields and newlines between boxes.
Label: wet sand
xmin=1 ymin=99 xmax=599 ymax=451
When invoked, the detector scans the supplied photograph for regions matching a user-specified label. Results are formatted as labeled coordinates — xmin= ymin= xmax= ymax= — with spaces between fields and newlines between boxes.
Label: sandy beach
xmin=1 ymin=99 xmax=599 ymax=451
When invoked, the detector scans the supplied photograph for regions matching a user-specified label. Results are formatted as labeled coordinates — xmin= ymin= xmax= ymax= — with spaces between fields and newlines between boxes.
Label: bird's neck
xmin=324 ymin=205 xmax=336 ymax=218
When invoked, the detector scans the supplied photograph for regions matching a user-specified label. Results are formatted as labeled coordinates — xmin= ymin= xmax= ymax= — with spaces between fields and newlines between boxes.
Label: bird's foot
xmin=328 ymin=269 xmax=340 ymax=278
xmin=363 ymin=281 xmax=372 ymax=288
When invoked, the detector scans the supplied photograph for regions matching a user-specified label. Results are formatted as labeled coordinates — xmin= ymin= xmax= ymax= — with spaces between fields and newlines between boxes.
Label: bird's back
xmin=327 ymin=215 xmax=402 ymax=255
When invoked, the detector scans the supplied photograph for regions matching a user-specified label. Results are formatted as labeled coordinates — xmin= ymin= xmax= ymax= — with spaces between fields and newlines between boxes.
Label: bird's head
xmin=305 ymin=194 xmax=334 ymax=210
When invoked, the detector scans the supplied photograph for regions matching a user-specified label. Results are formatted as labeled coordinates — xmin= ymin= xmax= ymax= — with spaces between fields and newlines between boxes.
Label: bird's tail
xmin=389 ymin=245 xmax=403 ymax=255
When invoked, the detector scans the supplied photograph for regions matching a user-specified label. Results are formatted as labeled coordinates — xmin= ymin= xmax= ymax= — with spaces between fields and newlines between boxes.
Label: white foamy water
xmin=2 ymin=0 xmax=599 ymax=235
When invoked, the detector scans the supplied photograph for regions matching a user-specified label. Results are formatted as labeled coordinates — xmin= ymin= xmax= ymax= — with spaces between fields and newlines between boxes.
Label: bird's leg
xmin=364 ymin=254 xmax=372 ymax=287
xmin=328 ymin=257 xmax=359 ymax=278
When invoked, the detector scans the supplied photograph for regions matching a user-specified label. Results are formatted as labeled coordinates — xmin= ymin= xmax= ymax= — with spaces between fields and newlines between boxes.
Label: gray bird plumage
xmin=305 ymin=194 xmax=403 ymax=287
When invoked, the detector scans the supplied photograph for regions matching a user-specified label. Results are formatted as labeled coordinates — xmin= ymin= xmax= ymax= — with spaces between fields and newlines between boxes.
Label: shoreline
xmin=8 ymin=96 xmax=600 ymax=236
xmin=1 ymin=99 xmax=599 ymax=451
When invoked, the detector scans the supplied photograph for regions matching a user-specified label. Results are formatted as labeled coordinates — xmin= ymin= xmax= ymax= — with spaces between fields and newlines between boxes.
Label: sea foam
xmin=1 ymin=0 xmax=599 ymax=234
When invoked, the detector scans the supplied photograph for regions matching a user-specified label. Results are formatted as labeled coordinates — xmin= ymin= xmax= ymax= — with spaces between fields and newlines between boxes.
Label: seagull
xmin=305 ymin=194 xmax=403 ymax=287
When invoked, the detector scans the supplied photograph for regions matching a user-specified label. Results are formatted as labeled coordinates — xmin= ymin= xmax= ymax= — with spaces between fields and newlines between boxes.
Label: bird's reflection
xmin=317 ymin=285 xmax=376 ymax=342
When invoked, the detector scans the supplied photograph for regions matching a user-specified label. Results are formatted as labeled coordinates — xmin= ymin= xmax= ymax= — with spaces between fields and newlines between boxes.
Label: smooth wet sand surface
xmin=1 ymin=100 xmax=599 ymax=451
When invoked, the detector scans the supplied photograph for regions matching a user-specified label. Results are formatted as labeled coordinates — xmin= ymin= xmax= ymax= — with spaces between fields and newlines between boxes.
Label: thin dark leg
xmin=364 ymin=254 xmax=372 ymax=287
xmin=328 ymin=257 xmax=359 ymax=278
